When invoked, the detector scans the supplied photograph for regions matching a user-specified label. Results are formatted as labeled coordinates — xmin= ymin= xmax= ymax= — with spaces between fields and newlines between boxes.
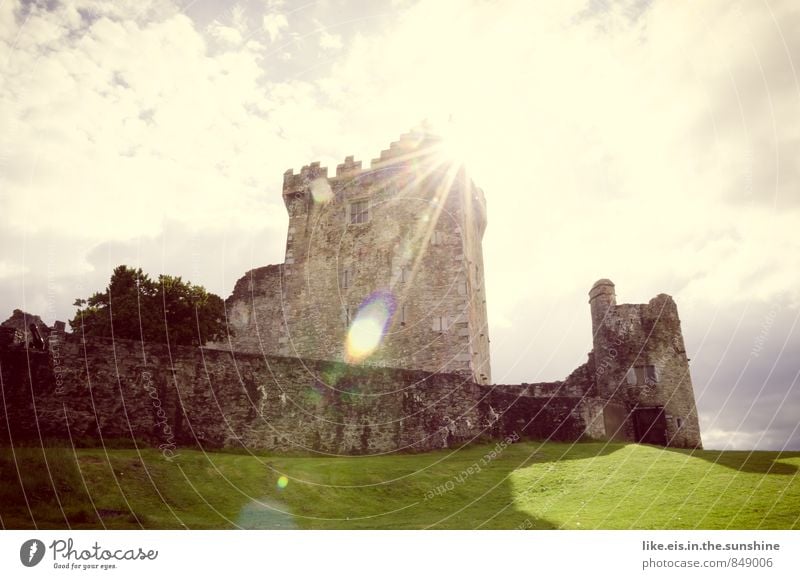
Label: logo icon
xmin=20 ymin=539 xmax=45 ymax=567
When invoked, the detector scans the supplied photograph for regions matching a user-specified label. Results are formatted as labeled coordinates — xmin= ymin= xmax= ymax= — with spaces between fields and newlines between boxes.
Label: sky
xmin=0 ymin=0 xmax=798 ymax=450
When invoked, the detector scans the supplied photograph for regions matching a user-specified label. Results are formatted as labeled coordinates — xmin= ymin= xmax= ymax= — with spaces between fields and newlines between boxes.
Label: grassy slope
xmin=1 ymin=442 xmax=798 ymax=529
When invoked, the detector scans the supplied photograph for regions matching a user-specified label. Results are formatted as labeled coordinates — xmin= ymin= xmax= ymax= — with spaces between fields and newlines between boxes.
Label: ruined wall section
xmin=589 ymin=280 xmax=702 ymax=448
xmin=222 ymin=265 xmax=290 ymax=355
xmin=0 ymin=336 xmax=600 ymax=454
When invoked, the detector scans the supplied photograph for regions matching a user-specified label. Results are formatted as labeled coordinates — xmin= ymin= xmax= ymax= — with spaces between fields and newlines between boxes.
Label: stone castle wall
xmin=220 ymin=130 xmax=492 ymax=384
xmin=1 ymin=278 xmax=702 ymax=452
xmin=0 ymin=335 xmax=601 ymax=455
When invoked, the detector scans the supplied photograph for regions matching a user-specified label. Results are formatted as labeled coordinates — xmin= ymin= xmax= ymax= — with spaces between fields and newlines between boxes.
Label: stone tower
xmin=223 ymin=129 xmax=492 ymax=383
xmin=589 ymin=279 xmax=702 ymax=448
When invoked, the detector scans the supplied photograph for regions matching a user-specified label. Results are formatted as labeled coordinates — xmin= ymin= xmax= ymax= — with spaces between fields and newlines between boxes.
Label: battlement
xmin=283 ymin=129 xmax=445 ymax=194
xmin=370 ymin=129 xmax=440 ymax=168
xmin=283 ymin=161 xmax=329 ymax=193
xmin=336 ymin=155 xmax=362 ymax=177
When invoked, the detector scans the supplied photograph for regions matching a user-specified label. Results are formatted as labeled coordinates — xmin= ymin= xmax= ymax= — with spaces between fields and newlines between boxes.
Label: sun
xmin=429 ymin=117 xmax=481 ymax=175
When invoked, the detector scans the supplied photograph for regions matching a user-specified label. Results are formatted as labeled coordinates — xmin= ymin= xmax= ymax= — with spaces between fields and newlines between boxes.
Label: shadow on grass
xmin=1 ymin=440 xmax=591 ymax=530
xmin=14 ymin=439 xmax=795 ymax=530
xmin=660 ymin=446 xmax=799 ymax=475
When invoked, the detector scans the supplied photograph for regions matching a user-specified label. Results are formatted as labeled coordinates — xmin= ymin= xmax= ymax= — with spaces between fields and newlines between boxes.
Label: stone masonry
xmin=0 ymin=278 xmax=702 ymax=453
xmin=0 ymin=335 xmax=603 ymax=454
xmin=589 ymin=279 xmax=702 ymax=448
xmin=218 ymin=129 xmax=492 ymax=384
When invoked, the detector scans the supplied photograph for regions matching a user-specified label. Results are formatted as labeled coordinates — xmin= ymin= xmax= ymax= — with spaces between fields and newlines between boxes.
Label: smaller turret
xmin=589 ymin=278 xmax=616 ymax=335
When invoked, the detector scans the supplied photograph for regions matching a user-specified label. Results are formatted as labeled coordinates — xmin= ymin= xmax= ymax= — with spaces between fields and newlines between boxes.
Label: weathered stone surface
xmin=0 ymin=335 xmax=601 ymax=454
xmin=218 ymin=130 xmax=492 ymax=384
xmin=589 ymin=279 xmax=702 ymax=448
xmin=0 ymin=275 xmax=702 ymax=452
xmin=1 ymin=309 xmax=50 ymax=346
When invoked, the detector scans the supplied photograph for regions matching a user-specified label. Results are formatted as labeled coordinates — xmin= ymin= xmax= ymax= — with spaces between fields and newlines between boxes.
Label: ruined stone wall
xmin=219 ymin=265 xmax=288 ymax=355
xmin=223 ymin=131 xmax=492 ymax=384
xmin=0 ymin=336 xmax=598 ymax=455
xmin=589 ymin=280 xmax=702 ymax=448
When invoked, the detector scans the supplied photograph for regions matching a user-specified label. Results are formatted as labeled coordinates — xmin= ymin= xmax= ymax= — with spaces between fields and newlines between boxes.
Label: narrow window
xmin=431 ymin=230 xmax=444 ymax=245
xmin=344 ymin=306 xmax=351 ymax=326
xmin=630 ymin=365 xmax=659 ymax=386
xmin=676 ymin=417 xmax=684 ymax=429
xmin=341 ymin=268 xmax=351 ymax=289
xmin=349 ymin=200 xmax=369 ymax=224
xmin=400 ymin=267 xmax=409 ymax=283
xmin=399 ymin=306 xmax=407 ymax=326
xmin=432 ymin=316 xmax=447 ymax=332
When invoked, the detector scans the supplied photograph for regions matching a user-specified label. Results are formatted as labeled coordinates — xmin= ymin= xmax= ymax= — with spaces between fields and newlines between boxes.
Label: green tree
xmin=70 ymin=265 xmax=228 ymax=346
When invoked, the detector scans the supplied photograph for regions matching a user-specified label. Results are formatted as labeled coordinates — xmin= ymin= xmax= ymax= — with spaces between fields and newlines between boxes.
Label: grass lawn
xmin=1 ymin=441 xmax=798 ymax=529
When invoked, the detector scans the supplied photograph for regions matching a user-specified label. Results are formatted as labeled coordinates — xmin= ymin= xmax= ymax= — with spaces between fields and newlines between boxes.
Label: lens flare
xmin=277 ymin=476 xmax=289 ymax=489
xmin=345 ymin=291 xmax=396 ymax=363
xmin=310 ymin=177 xmax=333 ymax=204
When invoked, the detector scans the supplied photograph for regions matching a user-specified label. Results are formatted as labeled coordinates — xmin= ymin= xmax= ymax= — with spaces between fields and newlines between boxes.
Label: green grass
xmin=1 ymin=442 xmax=798 ymax=529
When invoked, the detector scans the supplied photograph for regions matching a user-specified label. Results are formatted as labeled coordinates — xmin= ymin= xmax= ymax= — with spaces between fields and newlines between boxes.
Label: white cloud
xmin=262 ymin=12 xmax=288 ymax=43
xmin=0 ymin=260 xmax=29 ymax=280
xmin=208 ymin=22 xmax=243 ymax=46
xmin=314 ymin=0 xmax=800 ymax=312
xmin=318 ymin=29 xmax=342 ymax=52
xmin=0 ymin=0 xmax=325 ymax=245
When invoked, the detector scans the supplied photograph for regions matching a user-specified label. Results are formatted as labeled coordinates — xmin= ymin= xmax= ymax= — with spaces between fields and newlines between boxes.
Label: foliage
xmin=70 ymin=265 xmax=227 ymax=346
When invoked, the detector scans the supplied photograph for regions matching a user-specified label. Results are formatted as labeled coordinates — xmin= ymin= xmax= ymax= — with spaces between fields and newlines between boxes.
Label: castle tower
xmin=589 ymin=279 xmax=702 ymax=448
xmin=589 ymin=278 xmax=616 ymax=346
xmin=223 ymin=129 xmax=492 ymax=384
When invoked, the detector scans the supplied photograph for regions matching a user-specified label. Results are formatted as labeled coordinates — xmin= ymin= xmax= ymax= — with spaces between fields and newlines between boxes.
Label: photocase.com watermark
xmin=423 ymin=432 xmax=520 ymax=500
xmin=19 ymin=538 xmax=159 ymax=571
xmin=140 ymin=370 xmax=180 ymax=461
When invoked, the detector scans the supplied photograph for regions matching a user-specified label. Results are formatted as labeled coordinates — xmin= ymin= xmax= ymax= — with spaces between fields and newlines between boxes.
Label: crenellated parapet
xmin=282 ymin=161 xmax=329 ymax=194
xmin=370 ymin=129 xmax=439 ymax=168
xmin=336 ymin=155 xmax=362 ymax=177
xmin=282 ymin=128 xmax=450 ymax=200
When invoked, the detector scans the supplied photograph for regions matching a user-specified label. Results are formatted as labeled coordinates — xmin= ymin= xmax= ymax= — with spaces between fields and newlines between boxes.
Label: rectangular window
xmin=399 ymin=306 xmax=407 ymax=325
xmin=457 ymin=281 xmax=467 ymax=296
xmin=400 ymin=267 xmax=409 ymax=283
xmin=628 ymin=365 xmax=659 ymax=386
xmin=431 ymin=230 xmax=443 ymax=245
xmin=432 ymin=316 xmax=448 ymax=332
xmin=676 ymin=417 xmax=684 ymax=429
xmin=341 ymin=268 xmax=351 ymax=289
xmin=344 ymin=306 xmax=351 ymax=326
xmin=349 ymin=200 xmax=369 ymax=224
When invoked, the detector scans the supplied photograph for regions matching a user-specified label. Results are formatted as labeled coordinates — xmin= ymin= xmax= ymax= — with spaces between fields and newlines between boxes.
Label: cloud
xmin=315 ymin=0 xmax=800 ymax=313
xmin=262 ymin=12 xmax=288 ymax=43
xmin=208 ymin=22 xmax=244 ymax=46
xmin=0 ymin=0 xmax=330 ymax=243
xmin=318 ymin=28 xmax=342 ymax=52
